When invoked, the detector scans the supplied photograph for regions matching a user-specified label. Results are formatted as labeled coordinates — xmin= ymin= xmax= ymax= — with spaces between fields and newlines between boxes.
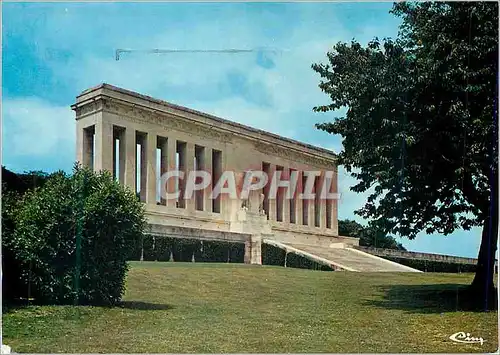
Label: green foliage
xmin=384 ymin=257 xmax=477 ymax=273
xmin=2 ymin=167 xmax=27 ymax=194
xmin=338 ymin=219 xmax=406 ymax=250
xmin=132 ymin=237 xmax=245 ymax=263
xmin=2 ymin=164 xmax=146 ymax=306
xmin=142 ymin=235 xmax=157 ymax=261
xmin=1 ymin=167 xmax=51 ymax=195
xmin=154 ymin=237 xmax=173 ymax=261
xmin=262 ymin=244 xmax=334 ymax=271
xmin=285 ymin=253 xmax=314 ymax=269
xmin=228 ymin=242 xmax=245 ymax=263
xmin=312 ymin=2 xmax=498 ymax=303
xmin=200 ymin=241 xmax=230 ymax=262
xmin=172 ymin=239 xmax=198 ymax=262
xmin=313 ymin=2 xmax=498 ymax=237
xmin=18 ymin=170 xmax=50 ymax=191
xmin=285 ymin=253 xmax=334 ymax=271
xmin=262 ymin=243 xmax=286 ymax=266
xmin=2 ymin=186 xmax=25 ymax=302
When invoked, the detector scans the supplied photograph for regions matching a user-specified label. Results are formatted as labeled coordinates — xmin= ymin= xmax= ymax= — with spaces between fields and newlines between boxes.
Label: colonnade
xmin=76 ymin=120 xmax=222 ymax=213
xmin=76 ymin=119 xmax=336 ymax=231
xmin=261 ymin=164 xmax=337 ymax=230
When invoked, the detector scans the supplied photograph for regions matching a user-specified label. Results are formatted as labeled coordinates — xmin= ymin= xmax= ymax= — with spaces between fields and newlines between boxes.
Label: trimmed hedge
xmin=262 ymin=243 xmax=334 ymax=271
xmin=130 ymin=237 xmax=245 ymax=263
xmin=132 ymin=238 xmax=472 ymax=273
xmin=172 ymin=239 xmax=198 ymax=262
xmin=228 ymin=243 xmax=245 ymax=263
xmin=132 ymin=238 xmax=334 ymax=271
xmin=384 ymin=257 xmax=477 ymax=273
xmin=142 ymin=235 xmax=156 ymax=261
xmin=155 ymin=237 xmax=173 ymax=262
xmin=200 ymin=240 xmax=228 ymax=262
xmin=262 ymin=243 xmax=286 ymax=266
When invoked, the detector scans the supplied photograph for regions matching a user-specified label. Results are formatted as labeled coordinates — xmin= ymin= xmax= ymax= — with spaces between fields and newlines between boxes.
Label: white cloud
xmin=2 ymin=97 xmax=74 ymax=158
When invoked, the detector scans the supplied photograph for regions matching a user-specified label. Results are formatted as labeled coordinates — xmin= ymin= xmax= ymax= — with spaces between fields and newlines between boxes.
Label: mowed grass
xmin=3 ymin=262 xmax=498 ymax=353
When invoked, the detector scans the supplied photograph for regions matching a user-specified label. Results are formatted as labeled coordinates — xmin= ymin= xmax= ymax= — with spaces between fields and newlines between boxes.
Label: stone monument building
xmin=72 ymin=84 xmax=419 ymax=272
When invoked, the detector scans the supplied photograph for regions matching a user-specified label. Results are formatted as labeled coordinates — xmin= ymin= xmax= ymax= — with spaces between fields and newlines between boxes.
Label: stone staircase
xmin=264 ymin=239 xmax=421 ymax=272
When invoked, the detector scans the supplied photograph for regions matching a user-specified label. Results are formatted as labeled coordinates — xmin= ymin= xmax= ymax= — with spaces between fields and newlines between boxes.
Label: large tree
xmin=312 ymin=2 xmax=498 ymax=309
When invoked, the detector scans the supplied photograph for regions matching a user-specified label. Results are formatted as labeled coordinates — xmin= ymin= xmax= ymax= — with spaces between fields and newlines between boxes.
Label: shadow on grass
xmin=364 ymin=283 xmax=498 ymax=313
xmin=3 ymin=299 xmax=33 ymax=314
xmin=3 ymin=300 xmax=173 ymax=313
xmin=117 ymin=301 xmax=173 ymax=311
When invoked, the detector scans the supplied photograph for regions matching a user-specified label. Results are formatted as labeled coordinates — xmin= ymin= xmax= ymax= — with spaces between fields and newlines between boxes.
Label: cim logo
xmin=449 ymin=332 xmax=485 ymax=345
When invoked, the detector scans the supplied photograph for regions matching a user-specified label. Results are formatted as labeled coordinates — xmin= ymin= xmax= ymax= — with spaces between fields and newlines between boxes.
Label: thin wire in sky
xmin=115 ymin=48 xmax=286 ymax=61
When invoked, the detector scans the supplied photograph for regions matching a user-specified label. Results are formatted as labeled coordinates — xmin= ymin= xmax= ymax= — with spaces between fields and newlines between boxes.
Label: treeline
xmin=338 ymin=219 xmax=406 ymax=250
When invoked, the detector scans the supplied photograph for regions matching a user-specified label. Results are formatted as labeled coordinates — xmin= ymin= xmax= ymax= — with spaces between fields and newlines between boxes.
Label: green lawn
xmin=3 ymin=262 xmax=498 ymax=353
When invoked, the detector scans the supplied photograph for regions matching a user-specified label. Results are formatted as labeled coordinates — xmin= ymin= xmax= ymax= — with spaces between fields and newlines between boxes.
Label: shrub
xmin=262 ymin=243 xmax=286 ymax=266
xmin=3 ymin=165 xmax=146 ymax=306
xmin=171 ymin=238 xmax=198 ymax=262
xmin=384 ymin=257 xmax=477 ymax=273
xmin=286 ymin=253 xmax=315 ymax=269
xmin=127 ymin=233 xmax=144 ymax=261
xmin=2 ymin=187 xmax=24 ymax=303
xmin=200 ymin=241 xmax=230 ymax=262
xmin=142 ymin=235 xmax=156 ymax=261
xmin=155 ymin=237 xmax=173 ymax=261
xmin=228 ymin=242 xmax=245 ymax=263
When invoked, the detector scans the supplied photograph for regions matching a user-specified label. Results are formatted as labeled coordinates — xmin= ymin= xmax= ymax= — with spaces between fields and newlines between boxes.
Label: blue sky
xmin=2 ymin=2 xmax=484 ymax=258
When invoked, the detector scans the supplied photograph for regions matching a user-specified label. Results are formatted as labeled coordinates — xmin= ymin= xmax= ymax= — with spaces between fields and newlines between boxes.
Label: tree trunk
xmin=470 ymin=168 xmax=498 ymax=311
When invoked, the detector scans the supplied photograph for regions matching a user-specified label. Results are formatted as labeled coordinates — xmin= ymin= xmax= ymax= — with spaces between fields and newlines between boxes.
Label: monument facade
xmin=71 ymin=84 xmax=360 ymax=266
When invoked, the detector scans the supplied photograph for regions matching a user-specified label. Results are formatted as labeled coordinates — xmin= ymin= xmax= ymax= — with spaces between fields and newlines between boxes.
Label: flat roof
xmin=76 ymin=83 xmax=337 ymax=160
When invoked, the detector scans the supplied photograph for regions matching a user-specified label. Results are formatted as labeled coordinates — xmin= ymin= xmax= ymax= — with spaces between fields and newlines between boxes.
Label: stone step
xmin=265 ymin=240 xmax=421 ymax=272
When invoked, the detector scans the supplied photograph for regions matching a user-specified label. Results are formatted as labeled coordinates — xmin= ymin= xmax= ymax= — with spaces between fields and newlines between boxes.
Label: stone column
xmin=234 ymin=171 xmax=246 ymax=214
xmin=76 ymin=123 xmax=84 ymax=166
xmin=112 ymin=131 xmax=117 ymax=180
xmin=308 ymin=175 xmax=315 ymax=227
xmin=244 ymin=235 xmax=262 ymax=265
xmin=319 ymin=172 xmax=326 ymax=230
xmin=166 ymin=138 xmax=177 ymax=207
xmin=94 ymin=118 xmax=113 ymax=173
xmin=218 ymin=148 xmax=227 ymax=219
xmin=282 ymin=167 xmax=290 ymax=225
xmin=124 ymin=127 xmax=136 ymax=193
xmin=76 ymin=123 xmax=94 ymax=169
xmin=185 ymin=142 xmax=195 ymax=211
xmin=118 ymin=129 xmax=126 ymax=184
xmin=139 ymin=134 xmax=147 ymax=202
xmin=159 ymin=137 xmax=168 ymax=206
xmin=268 ymin=164 xmax=277 ymax=221
xmin=296 ymin=171 xmax=303 ymax=225
xmin=146 ymin=133 xmax=157 ymax=205
xmin=332 ymin=167 xmax=339 ymax=235
xmin=204 ymin=148 xmax=213 ymax=212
